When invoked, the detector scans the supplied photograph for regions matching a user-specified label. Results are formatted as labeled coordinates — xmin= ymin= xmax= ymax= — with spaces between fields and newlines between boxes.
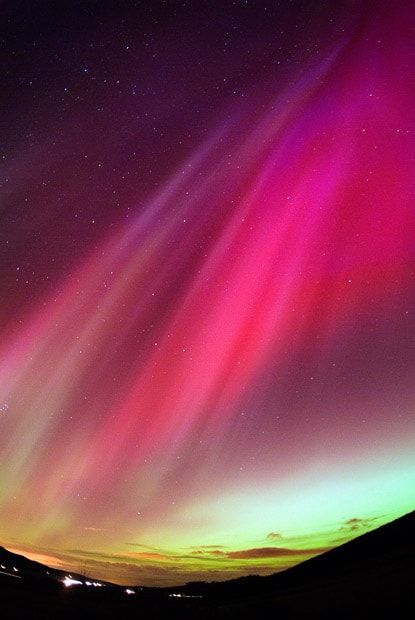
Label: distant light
xmin=169 ymin=593 xmax=203 ymax=599
xmin=125 ymin=588 xmax=135 ymax=595
xmin=85 ymin=581 xmax=92 ymax=586
xmin=63 ymin=576 xmax=83 ymax=587
xmin=13 ymin=567 xmax=18 ymax=572
xmin=0 ymin=568 xmax=21 ymax=580
xmin=0 ymin=565 xmax=5 ymax=569
xmin=92 ymin=581 xmax=103 ymax=587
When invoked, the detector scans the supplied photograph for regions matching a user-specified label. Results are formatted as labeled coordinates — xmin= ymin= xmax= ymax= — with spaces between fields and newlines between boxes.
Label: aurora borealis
xmin=1 ymin=0 xmax=415 ymax=586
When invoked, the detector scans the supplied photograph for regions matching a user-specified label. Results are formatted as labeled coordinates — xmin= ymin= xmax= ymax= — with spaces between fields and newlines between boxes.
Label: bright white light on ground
xmin=63 ymin=576 xmax=83 ymax=587
xmin=169 ymin=593 xmax=203 ymax=598
xmin=125 ymin=588 xmax=135 ymax=595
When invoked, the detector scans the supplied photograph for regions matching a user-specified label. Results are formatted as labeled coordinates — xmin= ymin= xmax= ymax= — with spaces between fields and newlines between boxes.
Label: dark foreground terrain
xmin=1 ymin=511 xmax=414 ymax=618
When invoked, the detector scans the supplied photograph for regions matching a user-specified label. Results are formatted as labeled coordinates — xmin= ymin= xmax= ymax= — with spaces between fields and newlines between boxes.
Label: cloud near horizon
xmin=341 ymin=517 xmax=379 ymax=532
xmin=185 ymin=545 xmax=330 ymax=560
xmin=225 ymin=546 xmax=330 ymax=560
xmin=5 ymin=540 xmax=331 ymax=586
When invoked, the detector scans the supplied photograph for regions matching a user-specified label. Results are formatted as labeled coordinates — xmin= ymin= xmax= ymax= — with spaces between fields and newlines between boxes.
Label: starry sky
xmin=1 ymin=0 xmax=415 ymax=587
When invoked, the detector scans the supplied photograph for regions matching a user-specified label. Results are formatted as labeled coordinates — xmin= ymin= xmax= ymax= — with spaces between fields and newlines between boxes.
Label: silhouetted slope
xmin=0 ymin=545 xmax=112 ymax=585
xmin=0 ymin=545 xmax=65 ymax=582
xmin=184 ymin=510 xmax=415 ymax=617
xmin=186 ymin=509 xmax=415 ymax=596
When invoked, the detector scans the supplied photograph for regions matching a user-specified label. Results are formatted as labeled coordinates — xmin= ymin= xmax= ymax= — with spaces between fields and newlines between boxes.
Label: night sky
xmin=1 ymin=0 xmax=415 ymax=587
